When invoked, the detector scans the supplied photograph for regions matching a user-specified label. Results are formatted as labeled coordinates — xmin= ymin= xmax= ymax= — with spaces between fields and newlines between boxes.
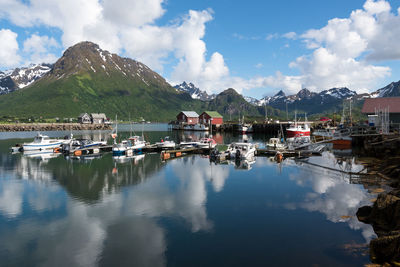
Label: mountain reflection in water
xmin=0 ymin=133 xmax=378 ymax=266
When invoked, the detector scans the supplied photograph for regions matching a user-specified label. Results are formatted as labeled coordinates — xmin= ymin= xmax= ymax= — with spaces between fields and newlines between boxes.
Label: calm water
xmin=0 ymin=125 xmax=377 ymax=266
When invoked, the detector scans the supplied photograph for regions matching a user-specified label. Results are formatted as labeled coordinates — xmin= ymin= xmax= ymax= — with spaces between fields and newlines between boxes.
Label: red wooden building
xmin=176 ymin=111 xmax=199 ymax=124
xmin=199 ymin=111 xmax=223 ymax=126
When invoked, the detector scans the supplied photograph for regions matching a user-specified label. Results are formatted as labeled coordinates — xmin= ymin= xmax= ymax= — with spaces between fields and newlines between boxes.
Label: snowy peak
xmin=174 ymin=81 xmax=215 ymax=101
xmin=296 ymin=88 xmax=315 ymax=99
xmin=370 ymin=80 xmax=400 ymax=98
xmin=0 ymin=63 xmax=52 ymax=94
xmin=244 ymin=96 xmax=261 ymax=106
xmin=10 ymin=64 xmax=52 ymax=88
xmin=274 ymin=90 xmax=286 ymax=98
xmin=319 ymin=87 xmax=356 ymax=99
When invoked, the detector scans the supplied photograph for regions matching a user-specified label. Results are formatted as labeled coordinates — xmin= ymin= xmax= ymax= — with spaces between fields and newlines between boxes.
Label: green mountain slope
xmin=205 ymin=88 xmax=283 ymax=121
xmin=0 ymin=42 xmax=202 ymax=121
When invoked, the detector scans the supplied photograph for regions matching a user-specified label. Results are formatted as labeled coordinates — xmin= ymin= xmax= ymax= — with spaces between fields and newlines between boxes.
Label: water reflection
xmin=284 ymin=152 xmax=376 ymax=242
xmin=0 ymin=131 xmax=382 ymax=266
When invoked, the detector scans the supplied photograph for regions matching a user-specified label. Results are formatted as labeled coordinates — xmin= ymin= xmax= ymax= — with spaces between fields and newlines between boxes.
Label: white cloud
xmin=23 ymin=34 xmax=59 ymax=64
xmin=0 ymin=29 xmax=21 ymax=68
xmin=282 ymin=32 xmax=297 ymax=40
xmin=1 ymin=0 xmax=399 ymax=95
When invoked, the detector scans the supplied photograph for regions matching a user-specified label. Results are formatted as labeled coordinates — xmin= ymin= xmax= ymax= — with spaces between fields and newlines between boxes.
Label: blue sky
xmin=1 ymin=0 xmax=400 ymax=98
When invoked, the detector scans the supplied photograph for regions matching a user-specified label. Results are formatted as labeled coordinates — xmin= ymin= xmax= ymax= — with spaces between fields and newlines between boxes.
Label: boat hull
xmin=286 ymin=130 xmax=310 ymax=138
xmin=23 ymin=142 xmax=62 ymax=151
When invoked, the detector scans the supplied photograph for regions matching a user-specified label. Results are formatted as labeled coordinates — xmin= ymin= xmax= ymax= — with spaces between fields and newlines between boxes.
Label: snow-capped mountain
xmin=0 ymin=63 xmax=52 ymax=94
xmin=174 ymin=81 xmax=215 ymax=101
xmin=243 ymin=96 xmax=261 ymax=105
xmin=245 ymin=87 xmax=357 ymax=106
xmin=370 ymin=80 xmax=400 ymax=98
xmin=319 ymin=87 xmax=357 ymax=99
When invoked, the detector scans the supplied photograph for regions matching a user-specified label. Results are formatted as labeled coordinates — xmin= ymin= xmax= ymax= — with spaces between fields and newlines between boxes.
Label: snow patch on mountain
xmin=0 ymin=63 xmax=52 ymax=94
xmin=174 ymin=81 xmax=215 ymax=101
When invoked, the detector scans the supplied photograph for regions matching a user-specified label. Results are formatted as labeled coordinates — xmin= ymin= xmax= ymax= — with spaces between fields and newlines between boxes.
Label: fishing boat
xmin=236 ymin=114 xmax=254 ymax=134
xmin=179 ymin=140 xmax=200 ymax=149
xmin=286 ymin=112 xmax=310 ymax=139
xmin=266 ymin=137 xmax=287 ymax=150
xmin=22 ymin=133 xmax=65 ymax=151
xmin=226 ymin=142 xmax=256 ymax=160
xmin=197 ymin=138 xmax=217 ymax=149
xmin=331 ymin=128 xmax=352 ymax=146
xmin=155 ymin=136 xmax=176 ymax=149
xmin=62 ymin=138 xmax=107 ymax=153
xmin=128 ymin=135 xmax=146 ymax=153
xmin=113 ymin=140 xmax=130 ymax=155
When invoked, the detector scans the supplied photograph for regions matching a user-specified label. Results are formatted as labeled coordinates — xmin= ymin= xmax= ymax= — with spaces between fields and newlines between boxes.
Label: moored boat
xmin=226 ymin=142 xmax=256 ymax=160
xmin=22 ymin=133 xmax=64 ymax=151
xmin=286 ymin=112 xmax=310 ymax=138
xmin=266 ymin=137 xmax=286 ymax=150
xmin=197 ymin=138 xmax=217 ymax=149
xmin=155 ymin=136 xmax=176 ymax=149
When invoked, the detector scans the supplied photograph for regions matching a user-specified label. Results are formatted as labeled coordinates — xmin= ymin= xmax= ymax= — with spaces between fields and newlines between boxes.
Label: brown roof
xmin=362 ymin=97 xmax=400 ymax=113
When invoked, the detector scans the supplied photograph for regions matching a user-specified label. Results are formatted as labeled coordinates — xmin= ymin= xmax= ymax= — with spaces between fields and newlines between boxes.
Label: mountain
xmin=244 ymin=87 xmax=358 ymax=115
xmin=0 ymin=64 xmax=52 ymax=94
xmin=174 ymin=81 xmax=215 ymax=101
xmin=205 ymin=88 xmax=281 ymax=120
xmin=0 ymin=41 xmax=201 ymax=121
xmin=370 ymin=80 xmax=400 ymax=98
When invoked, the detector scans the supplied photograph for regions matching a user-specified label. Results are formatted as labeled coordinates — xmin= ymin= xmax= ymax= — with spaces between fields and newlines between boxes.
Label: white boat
xmin=312 ymin=127 xmax=336 ymax=139
xmin=62 ymin=138 xmax=107 ymax=153
xmin=155 ymin=136 xmax=176 ymax=149
xmin=22 ymin=133 xmax=64 ymax=151
xmin=179 ymin=140 xmax=200 ymax=149
xmin=112 ymin=140 xmax=131 ymax=155
xmin=128 ymin=135 xmax=146 ymax=152
xmin=226 ymin=142 xmax=256 ymax=160
xmin=197 ymin=138 xmax=217 ymax=149
xmin=266 ymin=137 xmax=287 ymax=150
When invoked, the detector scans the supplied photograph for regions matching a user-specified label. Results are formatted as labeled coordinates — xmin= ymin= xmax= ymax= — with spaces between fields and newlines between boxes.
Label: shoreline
xmin=0 ymin=123 xmax=112 ymax=132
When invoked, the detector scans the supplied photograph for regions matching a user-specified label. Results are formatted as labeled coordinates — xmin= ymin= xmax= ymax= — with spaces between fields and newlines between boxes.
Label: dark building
xmin=361 ymin=97 xmax=400 ymax=124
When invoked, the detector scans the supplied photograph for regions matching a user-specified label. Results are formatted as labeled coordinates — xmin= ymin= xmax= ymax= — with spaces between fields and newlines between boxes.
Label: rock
xmin=357 ymin=192 xmax=400 ymax=264
xmin=357 ymin=206 xmax=372 ymax=223
xmin=370 ymin=232 xmax=400 ymax=264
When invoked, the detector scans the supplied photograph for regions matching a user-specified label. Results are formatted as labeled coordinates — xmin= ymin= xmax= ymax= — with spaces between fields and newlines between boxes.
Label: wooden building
xmin=362 ymin=97 xmax=400 ymax=124
xmin=176 ymin=111 xmax=199 ymax=124
xmin=78 ymin=113 xmax=91 ymax=124
xmin=199 ymin=111 xmax=223 ymax=126
xmin=90 ymin=113 xmax=108 ymax=124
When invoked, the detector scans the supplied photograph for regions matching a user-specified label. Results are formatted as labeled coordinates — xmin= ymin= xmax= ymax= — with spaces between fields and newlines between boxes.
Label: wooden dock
xmin=160 ymin=147 xmax=212 ymax=160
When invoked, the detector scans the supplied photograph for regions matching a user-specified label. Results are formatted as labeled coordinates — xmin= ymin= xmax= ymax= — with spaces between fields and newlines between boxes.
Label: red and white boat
xmin=286 ymin=113 xmax=310 ymax=138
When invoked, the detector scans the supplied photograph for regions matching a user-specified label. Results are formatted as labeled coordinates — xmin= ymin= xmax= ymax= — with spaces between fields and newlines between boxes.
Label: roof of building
xmin=202 ymin=111 xmax=223 ymax=118
xmin=78 ymin=113 xmax=89 ymax=118
xmin=180 ymin=111 xmax=199 ymax=117
xmin=90 ymin=113 xmax=107 ymax=119
xmin=361 ymin=97 xmax=400 ymax=113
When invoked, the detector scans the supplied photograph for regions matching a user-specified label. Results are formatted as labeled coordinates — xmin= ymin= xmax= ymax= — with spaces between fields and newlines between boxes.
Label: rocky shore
xmin=0 ymin=123 xmax=112 ymax=132
xmin=357 ymin=157 xmax=400 ymax=265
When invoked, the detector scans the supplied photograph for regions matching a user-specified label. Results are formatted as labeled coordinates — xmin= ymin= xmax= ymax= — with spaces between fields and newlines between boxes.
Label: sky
xmin=1 ymin=0 xmax=400 ymax=98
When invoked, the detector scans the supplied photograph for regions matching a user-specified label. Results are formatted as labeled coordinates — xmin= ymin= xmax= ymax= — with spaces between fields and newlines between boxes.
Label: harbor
xmin=1 ymin=124 xmax=393 ymax=266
